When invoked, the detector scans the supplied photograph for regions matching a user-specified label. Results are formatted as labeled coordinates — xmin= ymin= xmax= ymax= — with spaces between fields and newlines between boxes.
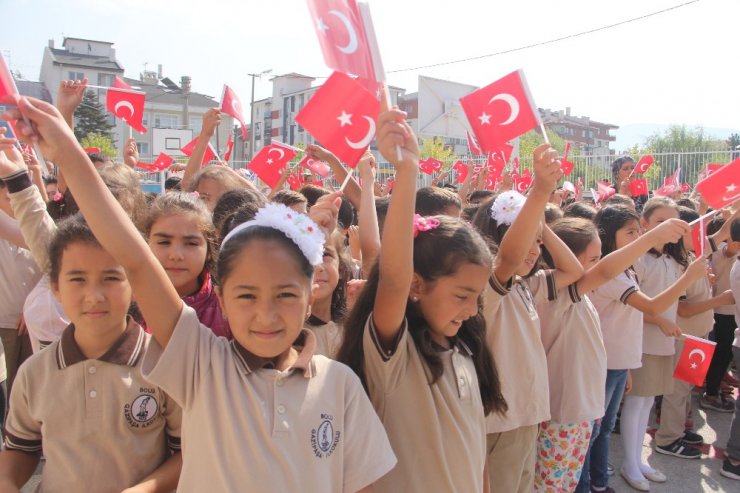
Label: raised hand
xmin=0 ymin=131 xmax=27 ymax=177
xmin=376 ymin=108 xmax=418 ymax=171
xmin=57 ymin=79 xmax=88 ymax=123
xmin=305 ymin=144 xmax=337 ymax=164
xmin=201 ymin=108 xmax=222 ymax=138
xmin=2 ymin=97 xmax=78 ymax=162
xmin=531 ymin=143 xmax=562 ymax=194
xmin=309 ymin=191 xmax=341 ymax=238
xmin=123 ymin=138 xmax=139 ymax=168
xmin=647 ymin=217 xmax=690 ymax=246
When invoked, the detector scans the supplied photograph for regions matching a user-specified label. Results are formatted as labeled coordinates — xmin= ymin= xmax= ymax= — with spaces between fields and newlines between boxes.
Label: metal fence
xmin=141 ymin=149 xmax=739 ymax=191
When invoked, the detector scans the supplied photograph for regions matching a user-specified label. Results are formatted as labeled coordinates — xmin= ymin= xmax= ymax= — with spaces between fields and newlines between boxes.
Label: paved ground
xmin=19 ymin=387 xmax=739 ymax=492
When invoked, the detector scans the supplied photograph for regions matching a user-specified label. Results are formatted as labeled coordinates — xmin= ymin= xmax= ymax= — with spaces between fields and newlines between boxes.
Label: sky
xmin=1 ymin=0 xmax=738 ymax=149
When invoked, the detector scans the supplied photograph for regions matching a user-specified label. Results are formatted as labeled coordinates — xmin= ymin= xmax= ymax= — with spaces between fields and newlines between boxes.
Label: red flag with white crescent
xmin=453 ymin=161 xmax=468 ymax=184
xmin=466 ymin=129 xmax=482 ymax=156
xmin=106 ymin=87 xmax=147 ymax=133
xmin=248 ymin=144 xmax=297 ymax=188
xmin=695 ymin=158 xmax=740 ymax=209
xmin=299 ymin=155 xmax=331 ymax=177
xmin=181 ymin=137 xmax=218 ymax=164
xmin=220 ymin=85 xmax=248 ymax=140
xmin=673 ymin=336 xmax=716 ymax=386
xmin=634 ymin=155 xmax=654 ymax=175
xmin=419 ymin=157 xmax=443 ymax=175
xmin=224 ymin=133 xmax=234 ymax=162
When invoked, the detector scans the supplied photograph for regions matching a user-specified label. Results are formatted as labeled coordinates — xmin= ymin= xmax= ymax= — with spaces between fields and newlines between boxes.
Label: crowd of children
xmin=0 ymin=83 xmax=737 ymax=493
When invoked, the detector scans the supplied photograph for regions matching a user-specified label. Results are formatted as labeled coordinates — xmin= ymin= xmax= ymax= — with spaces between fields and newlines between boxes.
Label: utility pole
xmin=248 ymin=69 xmax=272 ymax=161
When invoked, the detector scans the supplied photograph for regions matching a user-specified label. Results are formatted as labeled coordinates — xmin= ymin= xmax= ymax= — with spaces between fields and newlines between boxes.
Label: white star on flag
xmin=337 ymin=111 xmax=353 ymax=127
xmin=316 ymin=17 xmax=329 ymax=33
xmin=478 ymin=112 xmax=491 ymax=125
xmin=690 ymin=363 xmax=697 ymax=369
xmin=727 ymin=183 xmax=737 ymax=193
xmin=266 ymin=158 xmax=273 ymax=165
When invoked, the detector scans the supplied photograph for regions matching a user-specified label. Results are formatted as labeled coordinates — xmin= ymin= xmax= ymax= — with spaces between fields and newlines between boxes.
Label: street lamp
xmin=248 ymin=69 xmax=272 ymax=160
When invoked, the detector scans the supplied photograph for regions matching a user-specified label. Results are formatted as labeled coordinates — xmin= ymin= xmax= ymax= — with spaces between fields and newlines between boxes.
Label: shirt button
xmin=88 ymin=366 xmax=97 ymax=374
xmin=458 ymin=377 xmax=465 ymax=386
xmin=277 ymin=405 xmax=286 ymax=414
xmin=89 ymin=390 xmax=97 ymax=398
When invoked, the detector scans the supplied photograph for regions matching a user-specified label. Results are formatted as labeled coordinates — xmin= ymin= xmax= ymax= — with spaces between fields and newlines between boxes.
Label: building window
xmin=298 ymin=93 xmax=304 ymax=110
xmin=68 ymin=71 xmax=84 ymax=81
xmin=190 ymin=116 xmax=202 ymax=134
xmin=154 ymin=114 xmax=178 ymax=129
xmin=136 ymin=142 xmax=149 ymax=156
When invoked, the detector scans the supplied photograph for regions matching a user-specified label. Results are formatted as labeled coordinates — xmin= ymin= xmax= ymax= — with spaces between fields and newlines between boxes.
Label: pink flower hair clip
xmin=190 ymin=191 xmax=200 ymax=198
xmin=413 ymin=214 xmax=441 ymax=238
xmin=52 ymin=192 xmax=63 ymax=202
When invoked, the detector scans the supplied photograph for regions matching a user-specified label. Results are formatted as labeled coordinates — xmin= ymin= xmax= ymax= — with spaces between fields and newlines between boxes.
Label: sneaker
xmin=681 ymin=430 xmax=704 ymax=445
xmin=607 ymin=463 xmax=615 ymax=476
xmin=721 ymin=458 xmax=740 ymax=480
xmin=655 ymin=438 xmax=701 ymax=458
xmin=701 ymin=393 xmax=735 ymax=413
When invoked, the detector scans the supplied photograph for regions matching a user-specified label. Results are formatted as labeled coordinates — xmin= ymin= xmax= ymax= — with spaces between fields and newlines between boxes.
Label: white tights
xmin=620 ymin=395 xmax=659 ymax=480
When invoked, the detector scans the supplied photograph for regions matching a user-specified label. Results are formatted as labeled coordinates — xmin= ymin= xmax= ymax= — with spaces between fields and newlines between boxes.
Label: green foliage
xmin=419 ymin=136 xmax=456 ymax=167
xmin=80 ymin=133 xmax=117 ymax=158
xmin=74 ymin=90 xmax=114 ymax=141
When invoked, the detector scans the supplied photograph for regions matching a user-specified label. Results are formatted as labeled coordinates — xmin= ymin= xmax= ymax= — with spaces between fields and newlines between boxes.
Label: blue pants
xmin=575 ymin=369 xmax=628 ymax=492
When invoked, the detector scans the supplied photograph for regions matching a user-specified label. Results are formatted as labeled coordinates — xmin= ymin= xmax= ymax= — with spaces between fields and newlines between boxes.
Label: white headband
xmin=220 ymin=203 xmax=325 ymax=266
xmin=490 ymin=190 xmax=527 ymax=226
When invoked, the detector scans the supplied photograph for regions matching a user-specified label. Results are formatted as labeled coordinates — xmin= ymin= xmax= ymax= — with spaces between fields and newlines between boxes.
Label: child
xmin=0 ymin=150 xmax=182 ymax=491
xmin=723 ymin=218 xmax=740 ymax=480
xmin=654 ymin=206 xmax=736 ymax=459
xmin=337 ymin=108 xmax=506 ymax=492
xmin=471 ymin=145 xmax=584 ymax=493
xmin=9 ymin=96 xmax=396 ymax=492
xmin=578 ymin=205 xmax=704 ymax=493
xmin=415 ymin=186 xmax=462 ymax=217
xmin=535 ymin=215 xmax=692 ymax=492
xmin=144 ymin=192 xmax=230 ymax=338
xmin=620 ymin=197 xmax=707 ymax=489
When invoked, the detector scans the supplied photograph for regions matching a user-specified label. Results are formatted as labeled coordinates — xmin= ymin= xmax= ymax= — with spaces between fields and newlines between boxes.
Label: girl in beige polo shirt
xmin=338 ymin=111 xmax=508 ymax=492
xmin=535 ymin=216 xmax=691 ymax=492
xmin=471 ymin=146 xmax=587 ymax=493
xmin=9 ymin=97 xmax=397 ymax=493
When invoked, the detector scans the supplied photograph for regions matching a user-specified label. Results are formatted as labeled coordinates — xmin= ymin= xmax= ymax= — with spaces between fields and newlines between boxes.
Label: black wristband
xmin=4 ymin=170 xmax=32 ymax=194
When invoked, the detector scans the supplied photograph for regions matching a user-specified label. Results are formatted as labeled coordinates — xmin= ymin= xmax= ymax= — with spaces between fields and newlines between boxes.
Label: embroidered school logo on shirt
xmin=311 ymin=413 xmax=340 ymax=458
xmin=124 ymin=390 xmax=159 ymax=428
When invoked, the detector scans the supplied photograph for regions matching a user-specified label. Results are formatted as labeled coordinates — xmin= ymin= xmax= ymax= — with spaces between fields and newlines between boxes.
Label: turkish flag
xmin=106 ymin=87 xmax=147 ymax=133
xmin=673 ymin=336 xmax=716 ymax=386
xmin=514 ymin=174 xmax=532 ymax=194
xmin=295 ymin=71 xmax=379 ymax=168
xmin=220 ymin=85 xmax=247 ymax=140
xmin=485 ymin=174 xmax=498 ymax=191
xmin=691 ymin=217 xmax=710 ymax=257
xmin=299 ymin=155 xmax=331 ymax=177
xmin=287 ymin=173 xmax=303 ymax=191
xmin=0 ymin=53 xmax=19 ymax=105
xmin=248 ymin=144 xmax=297 ymax=188
xmin=629 ymin=178 xmax=648 ymax=196
xmin=466 ymin=130 xmax=482 ymax=156
xmin=596 ymin=180 xmax=615 ymax=202
xmin=695 ymin=158 xmax=740 ymax=210
xmin=453 ymin=161 xmax=468 ymax=183
xmin=224 ymin=133 xmax=234 ymax=162
xmin=83 ymin=147 xmax=101 ymax=154
xmin=136 ymin=162 xmax=155 ymax=172
xmin=634 ymin=155 xmax=654 ymax=175
xmin=181 ymin=137 xmax=218 ymax=164
xmin=511 ymin=156 xmax=520 ymax=172
xmin=460 ymin=69 xmax=540 ymax=152
xmin=419 ymin=157 xmax=443 ymax=175
xmin=152 ymin=153 xmax=174 ymax=171
xmin=113 ymin=76 xmax=131 ymax=89
xmin=560 ymin=158 xmax=574 ymax=176
xmin=655 ymin=168 xmax=681 ymax=197
xmin=306 ymin=0 xmax=375 ymax=83
xmin=487 ymin=152 xmax=506 ymax=181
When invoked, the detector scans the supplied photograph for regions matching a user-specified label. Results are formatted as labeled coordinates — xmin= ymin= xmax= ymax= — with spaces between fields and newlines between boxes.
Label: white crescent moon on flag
xmin=268 ymin=147 xmax=285 ymax=160
xmin=688 ymin=348 xmax=706 ymax=363
xmin=232 ymin=99 xmax=241 ymax=115
xmin=328 ymin=9 xmax=358 ymax=54
xmin=488 ymin=93 xmax=519 ymax=126
xmin=720 ymin=191 xmax=740 ymax=203
xmin=345 ymin=116 xmax=375 ymax=149
xmin=114 ymin=100 xmax=135 ymax=119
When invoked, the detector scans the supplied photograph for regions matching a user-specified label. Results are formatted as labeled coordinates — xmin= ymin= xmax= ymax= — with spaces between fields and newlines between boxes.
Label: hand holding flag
xmin=673 ymin=335 xmax=716 ymax=386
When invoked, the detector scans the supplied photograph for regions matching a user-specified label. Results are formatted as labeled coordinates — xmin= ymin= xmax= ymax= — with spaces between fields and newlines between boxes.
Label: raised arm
xmin=6 ymin=97 xmax=182 ymax=348
xmin=626 ymin=256 xmax=708 ymax=317
xmin=678 ymin=289 xmax=734 ymax=318
xmin=493 ymin=144 xmax=562 ymax=285
xmin=372 ymin=109 xmax=419 ymax=346
xmin=541 ymin=223 xmax=584 ymax=290
xmin=307 ymin=144 xmax=361 ymax=210
xmin=577 ymin=218 xmax=690 ymax=294
xmin=181 ymin=108 xmax=221 ymax=191
xmin=56 ymin=79 xmax=87 ymax=130
xmin=357 ymin=152 xmax=381 ymax=276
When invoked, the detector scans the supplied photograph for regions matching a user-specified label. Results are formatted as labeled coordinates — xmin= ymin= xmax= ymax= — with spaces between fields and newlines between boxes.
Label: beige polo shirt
xmin=538 ymin=284 xmax=606 ymax=424
xmin=677 ymin=273 xmax=715 ymax=337
xmin=482 ymin=270 xmax=553 ymax=433
xmin=306 ymin=317 xmax=342 ymax=358
xmin=729 ymin=259 xmax=740 ymax=348
xmin=363 ymin=314 xmax=486 ymax=493
xmin=634 ymin=253 xmax=683 ymax=356
xmin=711 ymin=243 xmax=736 ymax=315
xmin=4 ymin=319 xmax=182 ymax=492
xmin=142 ymin=305 xmax=395 ymax=492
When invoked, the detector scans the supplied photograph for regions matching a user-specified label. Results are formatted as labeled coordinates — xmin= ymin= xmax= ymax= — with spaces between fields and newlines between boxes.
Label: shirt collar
xmin=231 ymin=329 xmax=317 ymax=378
xmin=56 ymin=317 xmax=146 ymax=370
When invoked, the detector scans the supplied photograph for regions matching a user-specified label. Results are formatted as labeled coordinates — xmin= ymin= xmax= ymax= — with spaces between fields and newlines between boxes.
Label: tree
xmin=419 ymin=136 xmax=456 ymax=167
xmin=74 ymin=90 xmax=114 ymax=141
xmin=80 ymin=133 xmax=117 ymax=158
xmin=728 ymin=133 xmax=740 ymax=159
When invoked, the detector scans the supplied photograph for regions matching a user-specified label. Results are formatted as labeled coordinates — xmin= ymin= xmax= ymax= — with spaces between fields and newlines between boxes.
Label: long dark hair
xmin=593 ymin=205 xmax=640 ymax=257
xmin=542 ymin=217 xmax=598 ymax=268
xmin=336 ymin=216 xmax=507 ymax=416
xmin=642 ymin=197 xmax=689 ymax=268
xmin=611 ymin=156 xmax=635 ymax=185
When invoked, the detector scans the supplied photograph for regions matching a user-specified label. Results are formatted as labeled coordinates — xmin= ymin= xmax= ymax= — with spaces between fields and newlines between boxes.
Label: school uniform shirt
xmin=677 ymin=272 xmax=714 ymax=338
xmin=142 ymin=304 xmax=396 ymax=493
xmin=588 ymin=270 xmax=643 ymax=370
xmin=0 ymin=236 xmax=41 ymax=329
xmin=363 ymin=313 xmax=486 ymax=493
xmin=482 ymin=269 xmax=554 ymax=434
xmin=634 ymin=253 xmax=683 ymax=356
xmin=306 ymin=315 xmax=342 ymax=358
xmin=23 ymin=276 xmax=70 ymax=353
xmin=4 ymin=319 xmax=182 ymax=493
xmin=537 ymin=284 xmax=606 ymax=424
xmin=710 ymin=242 xmax=735 ymax=316
xmin=729 ymin=259 xmax=740 ymax=348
